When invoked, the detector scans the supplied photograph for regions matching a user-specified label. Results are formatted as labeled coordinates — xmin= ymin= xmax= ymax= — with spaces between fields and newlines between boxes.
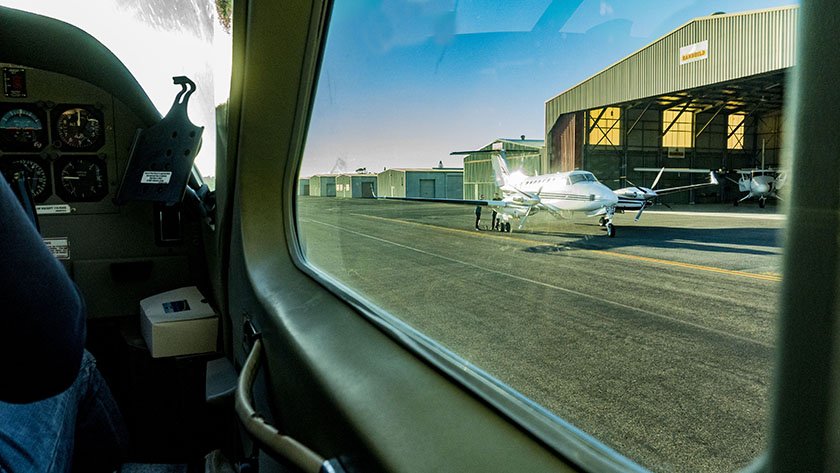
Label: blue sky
xmin=301 ymin=0 xmax=798 ymax=176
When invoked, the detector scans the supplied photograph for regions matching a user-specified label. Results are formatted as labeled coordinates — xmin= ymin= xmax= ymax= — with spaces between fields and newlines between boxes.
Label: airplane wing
xmin=650 ymin=171 xmax=719 ymax=196
xmin=379 ymin=196 xmax=509 ymax=207
xmin=731 ymin=168 xmax=783 ymax=175
xmin=634 ymin=167 xmax=711 ymax=174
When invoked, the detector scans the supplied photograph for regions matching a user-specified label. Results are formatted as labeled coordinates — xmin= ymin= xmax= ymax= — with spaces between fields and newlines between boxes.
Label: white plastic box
xmin=140 ymin=286 xmax=218 ymax=358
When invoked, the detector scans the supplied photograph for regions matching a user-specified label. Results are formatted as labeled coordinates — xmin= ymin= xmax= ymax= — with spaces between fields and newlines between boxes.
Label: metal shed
xmin=460 ymin=137 xmax=544 ymax=200
xmin=309 ymin=174 xmax=338 ymax=197
xmin=544 ymin=6 xmax=796 ymax=203
xmin=336 ymin=174 xmax=377 ymax=198
xmin=377 ymin=168 xmax=463 ymax=198
xmin=298 ymin=178 xmax=310 ymax=196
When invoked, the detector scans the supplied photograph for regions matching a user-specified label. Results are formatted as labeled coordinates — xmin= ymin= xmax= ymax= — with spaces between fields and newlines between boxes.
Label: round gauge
xmin=0 ymin=108 xmax=45 ymax=150
xmin=56 ymin=157 xmax=108 ymax=202
xmin=56 ymin=107 xmax=103 ymax=149
xmin=3 ymin=158 xmax=50 ymax=202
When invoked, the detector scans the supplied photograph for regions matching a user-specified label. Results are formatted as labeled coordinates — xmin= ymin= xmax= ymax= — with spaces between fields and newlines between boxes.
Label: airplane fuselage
xmin=740 ymin=174 xmax=776 ymax=198
xmin=502 ymin=171 xmax=618 ymax=213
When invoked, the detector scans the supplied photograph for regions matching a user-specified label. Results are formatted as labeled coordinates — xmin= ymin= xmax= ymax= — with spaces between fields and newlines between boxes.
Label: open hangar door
xmin=549 ymin=71 xmax=788 ymax=205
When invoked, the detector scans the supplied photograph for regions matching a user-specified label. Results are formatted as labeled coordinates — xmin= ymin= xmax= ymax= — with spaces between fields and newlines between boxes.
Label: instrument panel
xmin=0 ymin=100 xmax=108 ymax=205
xmin=0 ymin=65 xmax=128 ymax=213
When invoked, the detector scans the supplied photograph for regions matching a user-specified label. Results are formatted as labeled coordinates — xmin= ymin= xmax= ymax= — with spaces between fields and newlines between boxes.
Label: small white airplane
xmin=727 ymin=143 xmax=786 ymax=208
xmin=728 ymin=169 xmax=786 ymax=208
xmin=614 ymin=167 xmax=719 ymax=221
xmin=482 ymin=156 xmax=717 ymax=234
xmin=383 ymin=153 xmax=717 ymax=237
xmin=485 ymin=153 xmax=620 ymax=236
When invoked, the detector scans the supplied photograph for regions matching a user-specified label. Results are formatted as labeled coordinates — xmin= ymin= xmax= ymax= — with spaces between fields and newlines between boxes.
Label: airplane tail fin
xmin=491 ymin=151 xmax=511 ymax=188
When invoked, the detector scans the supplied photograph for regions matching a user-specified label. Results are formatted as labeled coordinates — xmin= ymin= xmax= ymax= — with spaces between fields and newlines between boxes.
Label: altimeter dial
xmin=56 ymin=106 xmax=103 ymax=150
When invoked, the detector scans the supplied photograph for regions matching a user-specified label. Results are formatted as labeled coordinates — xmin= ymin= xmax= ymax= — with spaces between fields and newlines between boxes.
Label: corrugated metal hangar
xmin=461 ymin=137 xmax=544 ymax=200
xmin=298 ymin=178 xmax=310 ymax=196
xmin=377 ymin=168 xmax=464 ymax=198
xmin=308 ymin=174 xmax=337 ymax=196
xmin=301 ymin=169 xmax=462 ymax=198
xmin=544 ymin=6 xmax=796 ymax=203
xmin=336 ymin=174 xmax=377 ymax=198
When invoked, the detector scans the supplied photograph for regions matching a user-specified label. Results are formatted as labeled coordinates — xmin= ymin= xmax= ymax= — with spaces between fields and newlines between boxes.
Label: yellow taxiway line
xmin=354 ymin=213 xmax=782 ymax=283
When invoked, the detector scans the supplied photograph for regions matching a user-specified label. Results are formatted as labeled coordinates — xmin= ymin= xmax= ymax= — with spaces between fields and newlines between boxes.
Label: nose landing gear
xmin=602 ymin=206 xmax=616 ymax=237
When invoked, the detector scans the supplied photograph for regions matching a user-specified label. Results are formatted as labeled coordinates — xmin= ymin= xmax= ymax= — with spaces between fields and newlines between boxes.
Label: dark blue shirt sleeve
xmin=0 ymin=176 xmax=86 ymax=403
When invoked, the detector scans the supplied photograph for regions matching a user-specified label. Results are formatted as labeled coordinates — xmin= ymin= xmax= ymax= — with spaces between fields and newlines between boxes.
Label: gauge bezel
xmin=0 ymin=103 xmax=48 ymax=152
xmin=1 ymin=155 xmax=52 ymax=203
xmin=54 ymin=155 xmax=108 ymax=202
xmin=52 ymin=104 xmax=105 ymax=151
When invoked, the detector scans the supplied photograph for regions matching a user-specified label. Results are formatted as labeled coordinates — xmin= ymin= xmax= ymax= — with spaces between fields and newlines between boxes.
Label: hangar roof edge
xmin=545 ymin=5 xmax=799 ymax=115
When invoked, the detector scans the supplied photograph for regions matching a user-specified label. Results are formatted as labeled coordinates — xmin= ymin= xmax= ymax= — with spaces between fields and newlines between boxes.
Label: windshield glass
xmin=298 ymin=1 xmax=795 ymax=471
xmin=0 ymin=0 xmax=232 ymax=182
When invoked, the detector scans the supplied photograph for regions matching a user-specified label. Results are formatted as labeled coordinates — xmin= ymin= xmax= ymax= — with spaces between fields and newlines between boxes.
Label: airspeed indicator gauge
xmin=1 ymin=157 xmax=50 ymax=202
xmin=55 ymin=156 xmax=108 ymax=202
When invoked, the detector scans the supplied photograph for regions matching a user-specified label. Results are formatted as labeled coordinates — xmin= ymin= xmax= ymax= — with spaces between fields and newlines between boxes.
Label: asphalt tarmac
xmin=297 ymin=197 xmax=785 ymax=473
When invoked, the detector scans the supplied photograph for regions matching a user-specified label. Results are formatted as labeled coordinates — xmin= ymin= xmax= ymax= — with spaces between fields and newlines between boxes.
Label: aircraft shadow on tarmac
xmin=521 ymin=226 xmax=781 ymax=256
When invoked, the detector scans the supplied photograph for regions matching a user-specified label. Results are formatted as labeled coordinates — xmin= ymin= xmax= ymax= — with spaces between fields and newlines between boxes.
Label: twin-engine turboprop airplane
xmin=486 ymin=153 xmax=620 ymax=236
xmin=613 ymin=167 xmax=719 ymax=221
xmin=385 ymin=152 xmax=719 ymax=237
xmin=385 ymin=150 xmax=621 ymax=235
xmin=476 ymin=154 xmax=716 ymax=236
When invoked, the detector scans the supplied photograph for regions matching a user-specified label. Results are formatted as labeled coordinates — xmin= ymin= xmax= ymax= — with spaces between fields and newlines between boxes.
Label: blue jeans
xmin=0 ymin=351 xmax=128 ymax=473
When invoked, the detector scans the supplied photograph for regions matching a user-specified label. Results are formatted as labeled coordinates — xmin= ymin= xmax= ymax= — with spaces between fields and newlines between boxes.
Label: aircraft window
xmin=568 ymin=174 xmax=587 ymax=184
xmin=588 ymin=107 xmax=621 ymax=146
xmin=576 ymin=172 xmax=596 ymax=182
xmin=728 ymin=113 xmax=746 ymax=150
xmin=297 ymin=2 xmax=789 ymax=471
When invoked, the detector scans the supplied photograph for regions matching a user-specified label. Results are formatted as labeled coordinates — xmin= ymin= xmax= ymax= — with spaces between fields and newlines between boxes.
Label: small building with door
xmin=298 ymin=178 xmax=310 ymax=196
xmin=336 ymin=174 xmax=378 ymax=198
xmin=308 ymin=174 xmax=338 ymax=197
xmin=377 ymin=168 xmax=464 ymax=198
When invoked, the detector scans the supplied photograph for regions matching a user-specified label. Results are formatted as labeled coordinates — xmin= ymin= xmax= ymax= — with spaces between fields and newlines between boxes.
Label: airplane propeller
xmin=627 ymin=167 xmax=665 ymax=221
xmin=518 ymin=205 xmax=533 ymax=230
xmin=516 ymin=186 xmax=542 ymax=229
xmin=651 ymin=167 xmax=665 ymax=190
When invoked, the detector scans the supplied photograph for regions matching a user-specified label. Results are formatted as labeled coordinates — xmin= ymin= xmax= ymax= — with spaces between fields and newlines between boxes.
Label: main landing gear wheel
xmin=759 ymin=199 xmax=766 ymax=208
xmin=606 ymin=223 xmax=616 ymax=238
xmin=504 ymin=222 xmax=511 ymax=233
xmin=599 ymin=216 xmax=606 ymax=227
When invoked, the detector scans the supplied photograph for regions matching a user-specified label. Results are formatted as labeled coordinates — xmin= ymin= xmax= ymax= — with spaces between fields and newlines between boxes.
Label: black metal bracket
xmin=115 ymin=76 xmax=204 ymax=205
